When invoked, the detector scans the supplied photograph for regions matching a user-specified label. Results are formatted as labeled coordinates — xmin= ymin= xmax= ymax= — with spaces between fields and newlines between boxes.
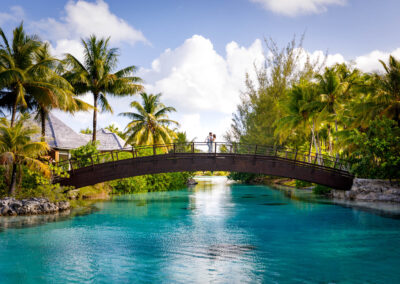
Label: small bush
xmin=312 ymin=185 xmax=332 ymax=195
xmin=227 ymin=172 xmax=260 ymax=183
xmin=295 ymin=180 xmax=313 ymax=188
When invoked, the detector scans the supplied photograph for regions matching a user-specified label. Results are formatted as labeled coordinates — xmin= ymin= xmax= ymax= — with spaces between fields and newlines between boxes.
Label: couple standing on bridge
xmin=206 ymin=132 xmax=216 ymax=153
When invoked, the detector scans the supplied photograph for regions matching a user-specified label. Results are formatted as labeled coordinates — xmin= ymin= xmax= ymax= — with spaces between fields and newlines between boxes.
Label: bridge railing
xmin=52 ymin=142 xmax=353 ymax=177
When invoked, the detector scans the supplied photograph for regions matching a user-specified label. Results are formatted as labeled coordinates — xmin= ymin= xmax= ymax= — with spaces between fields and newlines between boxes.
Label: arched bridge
xmin=53 ymin=142 xmax=355 ymax=190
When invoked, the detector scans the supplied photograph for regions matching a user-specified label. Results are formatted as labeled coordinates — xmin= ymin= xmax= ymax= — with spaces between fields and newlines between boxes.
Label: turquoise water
xmin=1 ymin=177 xmax=400 ymax=283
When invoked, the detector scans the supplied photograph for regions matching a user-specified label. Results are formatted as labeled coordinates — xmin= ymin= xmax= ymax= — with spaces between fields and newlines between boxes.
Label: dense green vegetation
xmin=1 ymin=23 xmax=398 ymax=200
xmin=0 ymin=24 xmax=191 ymax=200
xmin=227 ymin=37 xmax=400 ymax=183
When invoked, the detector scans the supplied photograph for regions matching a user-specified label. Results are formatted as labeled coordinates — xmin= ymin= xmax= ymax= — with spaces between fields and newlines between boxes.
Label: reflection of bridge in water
xmin=53 ymin=142 xmax=354 ymax=190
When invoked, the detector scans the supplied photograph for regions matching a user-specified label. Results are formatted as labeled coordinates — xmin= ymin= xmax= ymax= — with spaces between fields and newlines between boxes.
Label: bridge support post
xmin=153 ymin=145 xmax=156 ymax=156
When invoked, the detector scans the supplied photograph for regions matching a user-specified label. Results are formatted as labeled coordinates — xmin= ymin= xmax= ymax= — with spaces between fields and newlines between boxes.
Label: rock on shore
xmin=332 ymin=178 xmax=400 ymax=202
xmin=0 ymin=197 xmax=70 ymax=216
xmin=187 ymin=178 xmax=198 ymax=186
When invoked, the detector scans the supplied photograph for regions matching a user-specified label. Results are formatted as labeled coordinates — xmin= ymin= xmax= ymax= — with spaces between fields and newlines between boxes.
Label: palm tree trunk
xmin=10 ymin=97 xmax=18 ymax=127
xmin=328 ymin=124 xmax=333 ymax=155
xmin=9 ymin=163 xmax=17 ymax=196
xmin=92 ymin=93 xmax=98 ymax=143
xmin=40 ymin=108 xmax=46 ymax=141
xmin=311 ymin=119 xmax=319 ymax=163
xmin=335 ymin=118 xmax=339 ymax=158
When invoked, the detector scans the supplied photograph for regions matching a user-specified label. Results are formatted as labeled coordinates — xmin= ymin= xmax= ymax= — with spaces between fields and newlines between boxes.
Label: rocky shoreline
xmin=0 ymin=197 xmax=70 ymax=216
xmin=332 ymin=178 xmax=400 ymax=203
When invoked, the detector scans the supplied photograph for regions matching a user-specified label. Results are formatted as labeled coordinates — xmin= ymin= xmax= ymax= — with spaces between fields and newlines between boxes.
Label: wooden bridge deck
xmin=53 ymin=142 xmax=355 ymax=190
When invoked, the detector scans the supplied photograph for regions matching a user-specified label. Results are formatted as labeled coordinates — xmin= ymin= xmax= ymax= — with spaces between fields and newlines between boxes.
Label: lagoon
xmin=0 ymin=177 xmax=400 ymax=283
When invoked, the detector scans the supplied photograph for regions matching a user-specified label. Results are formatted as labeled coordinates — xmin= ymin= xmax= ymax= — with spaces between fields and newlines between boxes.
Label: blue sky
xmin=1 ymin=0 xmax=400 ymax=140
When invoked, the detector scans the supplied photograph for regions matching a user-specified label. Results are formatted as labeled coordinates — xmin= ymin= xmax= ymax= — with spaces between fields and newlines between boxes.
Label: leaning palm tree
xmin=28 ymin=43 xmax=92 ymax=139
xmin=0 ymin=115 xmax=50 ymax=196
xmin=120 ymin=92 xmax=179 ymax=146
xmin=64 ymin=35 xmax=143 ymax=142
xmin=0 ymin=23 xmax=75 ymax=128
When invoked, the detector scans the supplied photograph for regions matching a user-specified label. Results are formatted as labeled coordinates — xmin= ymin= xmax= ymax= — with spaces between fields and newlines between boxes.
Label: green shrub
xmin=227 ymin=172 xmax=260 ymax=183
xmin=349 ymin=118 xmax=400 ymax=179
xmin=15 ymin=183 xmax=67 ymax=202
xmin=110 ymin=172 xmax=193 ymax=194
xmin=70 ymin=142 xmax=100 ymax=167
xmin=312 ymin=185 xmax=332 ymax=195
xmin=295 ymin=180 xmax=313 ymax=188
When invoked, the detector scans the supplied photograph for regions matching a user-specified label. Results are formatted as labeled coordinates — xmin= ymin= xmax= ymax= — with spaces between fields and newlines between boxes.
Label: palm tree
xmin=105 ymin=123 xmax=125 ymax=139
xmin=275 ymin=82 xmax=322 ymax=159
xmin=0 ymin=23 xmax=75 ymax=128
xmin=28 ymin=43 xmax=92 ymax=139
xmin=373 ymin=55 xmax=400 ymax=125
xmin=64 ymin=35 xmax=143 ymax=142
xmin=120 ymin=92 xmax=178 ymax=146
xmin=316 ymin=66 xmax=348 ymax=154
xmin=0 ymin=115 xmax=50 ymax=196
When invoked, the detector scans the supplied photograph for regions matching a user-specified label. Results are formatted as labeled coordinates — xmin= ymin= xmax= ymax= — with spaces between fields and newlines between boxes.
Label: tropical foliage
xmin=63 ymin=35 xmax=143 ymax=142
xmin=227 ymin=37 xmax=400 ymax=181
xmin=0 ymin=24 xmax=88 ymax=139
xmin=0 ymin=115 xmax=50 ymax=195
xmin=0 ymin=24 xmax=194 ymax=200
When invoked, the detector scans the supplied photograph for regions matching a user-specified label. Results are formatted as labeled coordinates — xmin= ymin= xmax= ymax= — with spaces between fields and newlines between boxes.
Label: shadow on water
xmin=0 ymin=204 xmax=99 ymax=231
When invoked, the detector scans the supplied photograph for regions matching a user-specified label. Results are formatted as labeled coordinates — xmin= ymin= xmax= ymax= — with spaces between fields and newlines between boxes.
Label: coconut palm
xmin=0 ymin=115 xmax=50 ymax=196
xmin=25 ymin=43 xmax=92 ymax=139
xmin=120 ymin=92 xmax=178 ymax=146
xmin=373 ymin=55 xmax=400 ymax=125
xmin=0 ymin=23 xmax=75 ymax=128
xmin=275 ymin=82 xmax=322 ymax=157
xmin=63 ymin=35 xmax=143 ymax=142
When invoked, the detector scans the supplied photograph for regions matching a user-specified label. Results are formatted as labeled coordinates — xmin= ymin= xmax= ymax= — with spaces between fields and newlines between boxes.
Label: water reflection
xmin=0 ymin=177 xmax=400 ymax=283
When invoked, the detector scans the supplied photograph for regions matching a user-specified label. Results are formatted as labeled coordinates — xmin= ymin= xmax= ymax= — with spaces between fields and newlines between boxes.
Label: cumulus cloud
xmin=250 ymin=0 xmax=346 ymax=16
xmin=32 ymin=0 xmax=147 ymax=58
xmin=354 ymin=48 xmax=400 ymax=73
xmin=141 ymin=35 xmax=265 ymax=115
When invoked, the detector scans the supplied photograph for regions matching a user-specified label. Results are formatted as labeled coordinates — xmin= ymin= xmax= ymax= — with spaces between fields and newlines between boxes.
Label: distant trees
xmin=227 ymin=37 xmax=400 ymax=180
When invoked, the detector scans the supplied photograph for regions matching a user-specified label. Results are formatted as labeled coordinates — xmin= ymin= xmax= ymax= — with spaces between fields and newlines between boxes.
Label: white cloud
xmin=141 ymin=35 xmax=265 ymax=115
xmin=354 ymin=48 xmax=400 ymax=73
xmin=250 ymin=0 xmax=346 ymax=16
xmin=32 ymin=0 xmax=147 ymax=57
xmin=38 ymin=31 xmax=400 ymax=142
xmin=178 ymin=113 xmax=232 ymax=142
xmin=0 ymin=6 xmax=24 ymax=25
xmin=48 ymin=39 xmax=85 ymax=62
